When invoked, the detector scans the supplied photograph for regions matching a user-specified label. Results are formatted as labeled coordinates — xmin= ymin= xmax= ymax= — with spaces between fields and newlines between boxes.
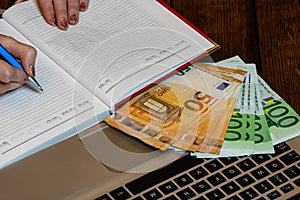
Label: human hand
xmin=0 ymin=34 xmax=37 ymax=95
xmin=36 ymin=0 xmax=89 ymax=30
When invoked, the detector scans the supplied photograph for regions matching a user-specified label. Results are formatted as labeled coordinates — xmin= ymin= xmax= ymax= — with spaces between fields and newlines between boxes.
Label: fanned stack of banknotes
xmin=104 ymin=56 xmax=300 ymax=158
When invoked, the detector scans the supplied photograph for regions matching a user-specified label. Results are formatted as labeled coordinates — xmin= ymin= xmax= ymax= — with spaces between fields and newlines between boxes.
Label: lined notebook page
xmin=4 ymin=0 xmax=215 ymax=105
xmin=0 ymin=20 xmax=108 ymax=168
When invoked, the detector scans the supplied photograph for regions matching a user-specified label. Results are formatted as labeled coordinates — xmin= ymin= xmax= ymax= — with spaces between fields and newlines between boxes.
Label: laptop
xmin=0 ymin=123 xmax=299 ymax=200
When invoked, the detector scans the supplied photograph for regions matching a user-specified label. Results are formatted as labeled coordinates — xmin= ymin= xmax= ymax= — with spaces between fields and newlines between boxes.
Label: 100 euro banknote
xmin=258 ymin=76 xmax=300 ymax=144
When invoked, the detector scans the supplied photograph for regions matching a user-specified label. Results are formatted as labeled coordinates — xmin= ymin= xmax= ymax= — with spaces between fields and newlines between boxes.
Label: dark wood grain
xmin=169 ymin=0 xmax=260 ymax=63
xmin=0 ymin=0 xmax=8 ymax=9
xmin=162 ymin=0 xmax=171 ymax=6
xmin=164 ymin=0 xmax=299 ymax=113
xmin=255 ymin=0 xmax=300 ymax=113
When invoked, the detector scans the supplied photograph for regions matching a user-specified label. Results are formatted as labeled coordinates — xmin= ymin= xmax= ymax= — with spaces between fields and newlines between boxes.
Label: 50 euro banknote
xmin=104 ymin=62 xmax=246 ymax=154
xmin=192 ymin=56 xmax=255 ymax=158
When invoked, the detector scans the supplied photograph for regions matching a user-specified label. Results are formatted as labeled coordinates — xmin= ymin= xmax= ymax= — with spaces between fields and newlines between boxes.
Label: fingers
xmin=0 ymin=59 xmax=28 ymax=95
xmin=79 ymin=0 xmax=89 ymax=11
xmin=0 ymin=59 xmax=27 ymax=83
xmin=0 ymin=34 xmax=36 ymax=95
xmin=1 ymin=36 xmax=37 ymax=77
xmin=0 ymin=81 xmax=24 ymax=95
xmin=67 ymin=0 xmax=79 ymax=25
xmin=37 ymin=0 xmax=89 ymax=30
xmin=37 ymin=0 xmax=57 ymax=26
xmin=53 ymin=0 xmax=69 ymax=29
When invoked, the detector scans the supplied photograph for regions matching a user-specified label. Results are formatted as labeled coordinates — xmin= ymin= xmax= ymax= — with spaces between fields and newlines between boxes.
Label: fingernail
xmin=30 ymin=65 xmax=35 ymax=77
xmin=23 ymin=77 xmax=29 ymax=83
xmin=60 ymin=20 xmax=68 ymax=30
xmin=49 ymin=15 xmax=56 ymax=26
xmin=80 ymin=2 xmax=86 ymax=10
xmin=69 ymin=14 xmax=77 ymax=24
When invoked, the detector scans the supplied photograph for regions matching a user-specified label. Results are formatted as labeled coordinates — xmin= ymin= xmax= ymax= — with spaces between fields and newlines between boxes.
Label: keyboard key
xmin=95 ymin=194 xmax=112 ymax=200
xmin=143 ymin=188 xmax=163 ymax=200
xmin=132 ymin=197 xmax=143 ymax=200
xmin=126 ymin=155 xmax=202 ymax=195
xmin=163 ymin=195 xmax=179 ymax=200
xmin=254 ymin=180 xmax=273 ymax=194
xmin=251 ymin=154 xmax=271 ymax=164
xmin=189 ymin=166 xmax=208 ymax=180
xmin=236 ymin=174 xmax=255 ymax=187
xmin=109 ymin=187 xmax=131 ymax=200
xmin=294 ymin=178 xmax=300 ymax=186
xmin=220 ymin=181 xmax=240 ymax=195
xmin=239 ymin=188 xmax=259 ymax=199
xmin=284 ymin=165 xmax=300 ymax=179
xmin=226 ymin=195 xmax=241 ymax=200
xmin=174 ymin=174 xmax=193 ymax=187
xmin=192 ymin=180 xmax=211 ymax=194
xmin=287 ymin=192 xmax=300 ymax=200
xmin=237 ymin=158 xmax=256 ymax=172
xmin=267 ymin=190 xmax=281 ymax=199
xmin=159 ymin=181 xmax=178 ymax=195
xmin=280 ymin=151 xmax=300 ymax=166
xmin=251 ymin=166 xmax=270 ymax=180
xmin=273 ymin=142 xmax=291 ymax=156
xmin=207 ymin=172 xmax=226 ymax=186
xmin=195 ymin=197 xmax=206 ymax=200
xmin=269 ymin=173 xmax=288 ymax=186
xmin=176 ymin=188 xmax=196 ymax=200
xmin=205 ymin=189 xmax=225 ymax=200
xmin=280 ymin=183 xmax=295 ymax=193
xmin=266 ymin=159 xmax=284 ymax=172
xmin=219 ymin=157 xmax=238 ymax=165
xmin=222 ymin=166 xmax=241 ymax=179
xmin=204 ymin=159 xmax=223 ymax=173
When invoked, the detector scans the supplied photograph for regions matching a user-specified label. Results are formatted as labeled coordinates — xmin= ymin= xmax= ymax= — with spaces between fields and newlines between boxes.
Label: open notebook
xmin=0 ymin=0 xmax=218 ymax=168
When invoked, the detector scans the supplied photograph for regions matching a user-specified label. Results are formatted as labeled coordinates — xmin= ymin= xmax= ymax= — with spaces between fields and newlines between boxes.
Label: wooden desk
xmin=0 ymin=0 xmax=9 ymax=9
xmin=164 ymin=0 xmax=299 ymax=113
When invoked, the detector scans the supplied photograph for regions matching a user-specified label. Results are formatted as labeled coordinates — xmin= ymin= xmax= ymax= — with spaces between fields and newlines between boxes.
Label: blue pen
xmin=0 ymin=44 xmax=43 ymax=92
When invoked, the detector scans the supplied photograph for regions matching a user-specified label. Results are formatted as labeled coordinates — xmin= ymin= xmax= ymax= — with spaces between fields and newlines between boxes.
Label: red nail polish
xmin=69 ymin=14 xmax=77 ymax=24
xmin=49 ymin=15 xmax=56 ymax=26
xmin=60 ymin=20 xmax=68 ymax=30
xmin=23 ymin=77 xmax=29 ymax=83
xmin=80 ymin=2 xmax=86 ymax=10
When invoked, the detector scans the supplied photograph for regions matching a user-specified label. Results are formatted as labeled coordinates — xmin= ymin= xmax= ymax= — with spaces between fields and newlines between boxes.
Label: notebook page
xmin=0 ymin=20 xmax=109 ymax=168
xmin=3 ymin=0 xmax=215 ymax=106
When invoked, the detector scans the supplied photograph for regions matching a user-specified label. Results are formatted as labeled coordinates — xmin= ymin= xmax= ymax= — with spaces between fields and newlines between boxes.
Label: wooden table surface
xmin=163 ymin=0 xmax=299 ymax=114
xmin=1 ymin=0 xmax=299 ymax=113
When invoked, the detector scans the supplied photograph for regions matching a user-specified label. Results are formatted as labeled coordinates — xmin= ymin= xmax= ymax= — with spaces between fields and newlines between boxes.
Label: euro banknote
xmin=192 ymin=56 xmax=255 ymax=158
xmin=104 ymin=62 xmax=246 ymax=153
xmin=258 ymin=75 xmax=300 ymax=144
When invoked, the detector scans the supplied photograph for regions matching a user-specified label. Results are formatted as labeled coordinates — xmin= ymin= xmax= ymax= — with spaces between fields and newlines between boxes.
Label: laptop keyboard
xmin=96 ymin=142 xmax=300 ymax=200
